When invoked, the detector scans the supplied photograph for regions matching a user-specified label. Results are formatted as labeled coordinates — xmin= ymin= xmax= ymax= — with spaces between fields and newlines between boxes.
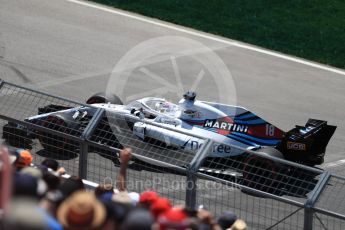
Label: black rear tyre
xmin=3 ymin=123 xmax=33 ymax=149
xmin=242 ymin=147 xmax=284 ymax=194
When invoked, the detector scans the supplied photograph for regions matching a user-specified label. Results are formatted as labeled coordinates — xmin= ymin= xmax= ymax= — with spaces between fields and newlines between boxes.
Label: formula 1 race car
xmin=2 ymin=91 xmax=336 ymax=193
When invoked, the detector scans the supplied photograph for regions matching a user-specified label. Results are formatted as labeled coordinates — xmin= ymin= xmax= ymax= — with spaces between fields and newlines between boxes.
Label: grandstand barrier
xmin=0 ymin=80 xmax=345 ymax=229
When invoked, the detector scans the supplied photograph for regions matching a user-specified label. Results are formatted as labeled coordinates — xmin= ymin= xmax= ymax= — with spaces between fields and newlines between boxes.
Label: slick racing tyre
xmin=3 ymin=123 xmax=33 ymax=149
xmin=86 ymin=92 xmax=123 ymax=105
xmin=38 ymin=114 xmax=78 ymax=159
xmin=242 ymin=147 xmax=283 ymax=194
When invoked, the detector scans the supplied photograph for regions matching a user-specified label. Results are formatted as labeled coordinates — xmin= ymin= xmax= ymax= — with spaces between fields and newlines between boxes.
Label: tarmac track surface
xmin=1 ymin=0 xmax=345 ymax=228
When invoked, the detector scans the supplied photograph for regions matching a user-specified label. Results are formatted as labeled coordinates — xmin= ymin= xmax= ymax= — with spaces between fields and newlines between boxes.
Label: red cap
xmin=139 ymin=191 xmax=159 ymax=205
xmin=158 ymin=208 xmax=188 ymax=230
xmin=150 ymin=197 xmax=172 ymax=218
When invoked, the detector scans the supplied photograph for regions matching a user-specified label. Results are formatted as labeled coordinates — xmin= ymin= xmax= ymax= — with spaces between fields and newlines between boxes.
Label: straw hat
xmin=57 ymin=191 xmax=106 ymax=230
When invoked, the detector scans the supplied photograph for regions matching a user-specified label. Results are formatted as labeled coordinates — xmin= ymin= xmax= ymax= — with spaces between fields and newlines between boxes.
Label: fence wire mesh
xmin=314 ymin=176 xmax=345 ymax=215
xmin=0 ymin=82 xmax=81 ymax=120
xmin=0 ymin=118 xmax=80 ymax=176
xmin=195 ymin=175 xmax=305 ymax=229
xmin=199 ymin=143 xmax=322 ymax=200
xmin=1 ymin=81 xmax=345 ymax=229
xmin=312 ymin=212 xmax=345 ymax=230
xmin=87 ymin=145 xmax=187 ymax=205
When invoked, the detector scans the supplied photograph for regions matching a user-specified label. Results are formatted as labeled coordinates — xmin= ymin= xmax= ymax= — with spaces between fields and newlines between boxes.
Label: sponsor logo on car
xmin=287 ymin=141 xmax=306 ymax=151
xmin=182 ymin=139 xmax=232 ymax=154
xmin=204 ymin=119 xmax=249 ymax=133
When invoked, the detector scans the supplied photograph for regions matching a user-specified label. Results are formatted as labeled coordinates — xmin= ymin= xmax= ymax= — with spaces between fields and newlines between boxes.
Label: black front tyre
xmin=38 ymin=114 xmax=78 ymax=159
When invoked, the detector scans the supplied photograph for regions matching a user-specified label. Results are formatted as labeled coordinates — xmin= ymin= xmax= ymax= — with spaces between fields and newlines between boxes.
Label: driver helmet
xmin=155 ymin=101 xmax=163 ymax=111
xmin=155 ymin=101 xmax=170 ymax=113
xmin=183 ymin=91 xmax=196 ymax=101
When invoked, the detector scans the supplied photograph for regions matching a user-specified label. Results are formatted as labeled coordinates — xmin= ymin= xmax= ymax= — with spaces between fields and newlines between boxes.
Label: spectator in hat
xmin=139 ymin=191 xmax=159 ymax=209
xmin=150 ymin=197 xmax=172 ymax=219
xmin=20 ymin=167 xmax=47 ymax=197
xmin=14 ymin=149 xmax=32 ymax=170
xmin=217 ymin=211 xmax=238 ymax=230
xmin=12 ymin=172 xmax=40 ymax=198
xmin=158 ymin=207 xmax=189 ymax=230
xmin=57 ymin=191 xmax=106 ymax=230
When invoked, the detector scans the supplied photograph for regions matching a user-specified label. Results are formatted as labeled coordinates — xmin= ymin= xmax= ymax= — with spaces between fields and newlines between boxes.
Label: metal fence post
xmin=78 ymin=142 xmax=88 ymax=179
xmin=304 ymin=171 xmax=330 ymax=230
xmin=185 ymin=169 xmax=197 ymax=209
xmin=78 ymin=108 xmax=105 ymax=179
xmin=185 ymin=139 xmax=213 ymax=209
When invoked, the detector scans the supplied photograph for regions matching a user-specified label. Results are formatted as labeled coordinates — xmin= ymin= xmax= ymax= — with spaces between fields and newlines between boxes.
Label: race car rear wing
xmin=277 ymin=119 xmax=336 ymax=165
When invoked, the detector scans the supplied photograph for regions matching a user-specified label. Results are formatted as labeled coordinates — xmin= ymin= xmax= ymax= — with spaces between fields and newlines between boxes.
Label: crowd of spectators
xmin=0 ymin=145 xmax=247 ymax=230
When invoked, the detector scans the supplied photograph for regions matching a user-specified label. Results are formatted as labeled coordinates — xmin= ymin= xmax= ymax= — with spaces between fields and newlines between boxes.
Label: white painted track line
xmin=322 ymin=159 xmax=345 ymax=169
xmin=66 ymin=0 xmax=345 ymax=76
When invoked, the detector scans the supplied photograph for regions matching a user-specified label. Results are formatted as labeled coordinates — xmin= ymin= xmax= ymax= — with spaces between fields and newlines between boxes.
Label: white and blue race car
xmin=3 ymin=91 xmax=336 ymax=192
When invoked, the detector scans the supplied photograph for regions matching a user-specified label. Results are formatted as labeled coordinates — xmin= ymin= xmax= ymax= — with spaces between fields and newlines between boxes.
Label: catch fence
xmin=0 ymin=80 xmax=344 ymax=229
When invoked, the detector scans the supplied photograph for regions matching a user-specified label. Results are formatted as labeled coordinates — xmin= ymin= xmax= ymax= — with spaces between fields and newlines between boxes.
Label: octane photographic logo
xmin=102 ymin=176 xmax=240 ymax=192
xmin=106 ymin=36 xmax=237 ymax=146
